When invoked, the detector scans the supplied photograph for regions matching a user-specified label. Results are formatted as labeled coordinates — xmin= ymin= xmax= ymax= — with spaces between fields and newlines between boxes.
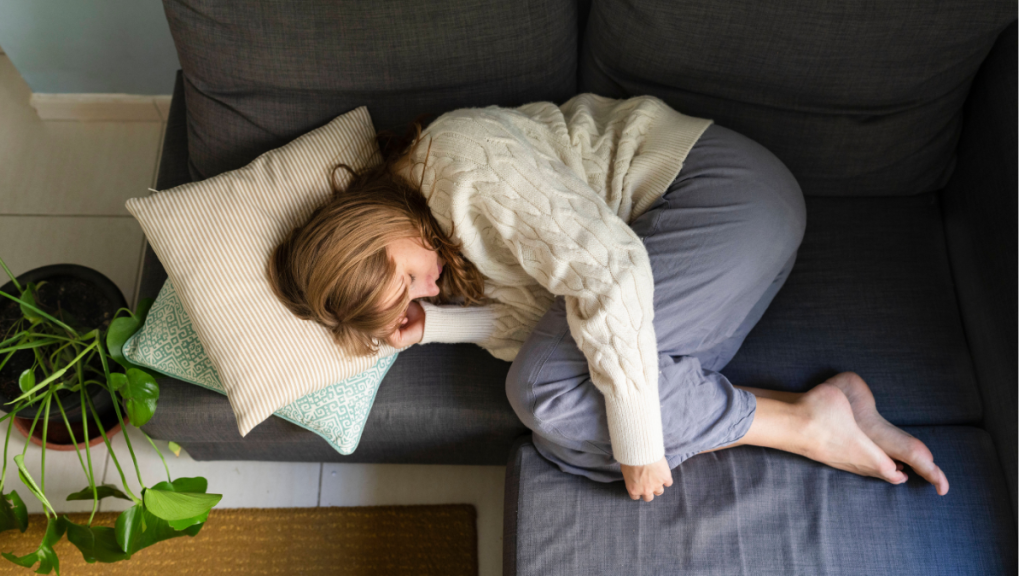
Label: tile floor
xmin=0 ymin=55 xmax=505 ymax=575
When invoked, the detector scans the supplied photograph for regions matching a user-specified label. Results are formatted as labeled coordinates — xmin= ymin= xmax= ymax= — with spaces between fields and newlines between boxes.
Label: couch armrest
xmin=939 ymin=20 xmax=1018 ymax=513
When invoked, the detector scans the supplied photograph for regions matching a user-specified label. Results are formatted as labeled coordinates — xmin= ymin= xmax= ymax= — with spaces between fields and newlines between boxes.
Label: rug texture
xmin=0 ymin=505 xmax=478 ymax=575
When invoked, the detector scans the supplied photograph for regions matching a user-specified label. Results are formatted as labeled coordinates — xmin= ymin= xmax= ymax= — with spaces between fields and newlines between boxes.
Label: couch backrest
xmin=164 ymin=0 xmax=580 ymax=180
xmin=579 ymin=0 xmax=1016 ymax=196
xmin=166 ymin=0 xmax=1015 ymax=195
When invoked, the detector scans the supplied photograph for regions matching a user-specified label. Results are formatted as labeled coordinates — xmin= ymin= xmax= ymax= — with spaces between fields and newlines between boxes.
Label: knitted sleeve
xmin=417 ymin=290 xmax=554 ymax=363
xmin=462 ymin=114 xmax=665 ymax=467
xmin=418 ymin=301 xmax=497 ymax=344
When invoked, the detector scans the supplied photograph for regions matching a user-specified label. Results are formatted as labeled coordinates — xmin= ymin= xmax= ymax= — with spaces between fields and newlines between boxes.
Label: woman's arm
xmin=418 ymin=300 xmax=500 ymax=344
xmin=462 ymin=120 xmax=667 ymax=469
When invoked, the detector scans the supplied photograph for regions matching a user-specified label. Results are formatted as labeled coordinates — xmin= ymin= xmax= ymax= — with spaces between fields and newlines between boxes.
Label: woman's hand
xmin=620 ymin=457 xmax=673 ymax=502
xmin=384 ymin=300 xmax=425 ymax=349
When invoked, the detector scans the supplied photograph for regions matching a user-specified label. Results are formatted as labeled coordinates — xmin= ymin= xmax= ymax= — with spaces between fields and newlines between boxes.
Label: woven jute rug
xmin=0 ymin=505 xmax=477 ymax=575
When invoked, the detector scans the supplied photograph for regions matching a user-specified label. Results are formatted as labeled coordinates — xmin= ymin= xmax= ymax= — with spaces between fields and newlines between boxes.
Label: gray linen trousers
xmin=505 ymin=123 xmax=808 ymax=482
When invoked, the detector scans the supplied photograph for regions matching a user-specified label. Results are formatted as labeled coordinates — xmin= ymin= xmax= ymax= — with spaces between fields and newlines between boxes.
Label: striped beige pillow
xmin=125 ymin=106 xmax=406 ymax=437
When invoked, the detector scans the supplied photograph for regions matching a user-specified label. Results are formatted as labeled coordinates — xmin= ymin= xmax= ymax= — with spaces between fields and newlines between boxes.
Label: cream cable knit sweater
xmin=393 ymin=93 xmax=713 ymax=467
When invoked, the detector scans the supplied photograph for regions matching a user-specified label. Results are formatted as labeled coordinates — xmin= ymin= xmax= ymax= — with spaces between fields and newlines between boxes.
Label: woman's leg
xmin=506 ymin=124 xmax=945 ymax=492
xmin=705 ymin=374 xmax=950 ymax=495
xmin=506 ymin=123 xmax=805 ymax=482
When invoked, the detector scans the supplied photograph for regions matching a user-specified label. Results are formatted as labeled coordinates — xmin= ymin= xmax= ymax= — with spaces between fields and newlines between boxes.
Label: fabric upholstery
xmin=141 ymin=192 xmax=980 ymax=461
xmin=161 ymin=0 xmax=580 ymax=180
xmin=141 ymin=343 xmax=526 ymax=465
xmin=155 ymin=71 xmax=191 ymax=193
xmin=939 ymin=21 xmax=1019 ymax=511
xmin=504 ymin=427 xmax=1017 ymax=575
xmin=579 ymin=0 xmax=1017 ymax=197
xmin=126 ymin=106 xmax=400 ymax=437
xmin=720 ymin=193 xmax=981 ymax=425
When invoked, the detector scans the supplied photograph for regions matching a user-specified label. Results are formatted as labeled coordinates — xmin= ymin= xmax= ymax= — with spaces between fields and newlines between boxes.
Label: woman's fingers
xmin=622 ymin=457 xmax=674 ymax=502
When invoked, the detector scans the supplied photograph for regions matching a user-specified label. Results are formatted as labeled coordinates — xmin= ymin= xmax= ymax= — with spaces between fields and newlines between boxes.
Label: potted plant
xmin=0 ymin=256 xmax=221 ymax=574
xmin=0 ymin=264 xmax=123 ymax=451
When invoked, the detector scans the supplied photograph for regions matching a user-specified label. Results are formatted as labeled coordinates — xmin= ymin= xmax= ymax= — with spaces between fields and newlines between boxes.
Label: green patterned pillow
xmin=123 ymin=279 xmax=397 ymax=455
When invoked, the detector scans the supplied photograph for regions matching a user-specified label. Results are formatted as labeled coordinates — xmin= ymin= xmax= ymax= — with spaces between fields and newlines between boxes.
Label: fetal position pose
xmin=267 ymin=93 xmax=949 ymax=502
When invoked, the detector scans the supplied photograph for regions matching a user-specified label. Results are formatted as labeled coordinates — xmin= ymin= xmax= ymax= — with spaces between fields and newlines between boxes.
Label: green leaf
xmin=126 ymin=398 xmax=158 ymax=428
xmin=107 ymin=372 xmax=127 ymax=393
xmin=170 ymin=477 xmax=207 ymax=494
xmin=1 ymin=516 xmax=65 ymax=574
xmin=0 ymin=491 xmax=28 ymax=534
xmin=167 ymin=441 xmax=181 ymax=457
xmin=143 ymin=489 xmax=221 ymax=522
xmin=64 ymin=517 xmax=130 ymax=564
xmin=17 ymin=285 xmax=42 ymax=324
xmin=65 ymin=484 xmax=130 ymax=503
xmin=110 ymin=477 xmax=215 ymax=554
xmin=0 ymin=338 xmax=62 ymax=354
xmin=134 ymin=298 xmax=155 ymax=326
xmin=120 ymin=368 xmax=159 ymax=427
xmin=18 ymin=369 xmax=35 ymax=394
xmin=115 ymin=503 xmax=204 ymax=555
xmin=114 ymin=505 xmax=143 ymax=554
xmin=104 ymin=317 xmax=140 ymax=372
xmin=167 ymin=509 xmax=209 ymax=531
xmin=13 ymin=455 xmax=53 ymax=514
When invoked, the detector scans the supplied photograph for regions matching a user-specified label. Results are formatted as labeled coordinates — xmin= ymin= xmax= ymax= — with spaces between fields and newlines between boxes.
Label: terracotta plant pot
xmin=13 ymin=416 xmax=121 ymax=452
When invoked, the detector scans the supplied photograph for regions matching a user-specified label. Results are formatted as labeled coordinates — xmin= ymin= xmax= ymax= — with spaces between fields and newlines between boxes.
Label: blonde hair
xmin=266 ymin=115 xmax=487 ymax=357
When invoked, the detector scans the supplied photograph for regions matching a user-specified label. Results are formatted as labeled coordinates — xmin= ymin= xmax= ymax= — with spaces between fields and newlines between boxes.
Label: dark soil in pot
xmin=0 ymin=265 xmax=125 ymax=433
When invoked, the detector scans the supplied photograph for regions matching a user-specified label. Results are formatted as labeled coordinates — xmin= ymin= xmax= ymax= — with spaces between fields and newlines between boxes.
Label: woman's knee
xmin=712 ymin=124 xmax=807 ymax=264
xmin=505 ymin=352 xmax=534 ymax=424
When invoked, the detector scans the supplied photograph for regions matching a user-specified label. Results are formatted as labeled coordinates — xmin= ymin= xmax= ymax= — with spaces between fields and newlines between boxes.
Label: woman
xmin=268 ymin=94 xmax=949 ymax=502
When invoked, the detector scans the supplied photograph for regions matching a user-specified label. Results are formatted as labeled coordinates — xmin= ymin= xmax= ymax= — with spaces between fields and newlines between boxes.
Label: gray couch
xmin=139 ymin=0 xmax=1017 ymax=573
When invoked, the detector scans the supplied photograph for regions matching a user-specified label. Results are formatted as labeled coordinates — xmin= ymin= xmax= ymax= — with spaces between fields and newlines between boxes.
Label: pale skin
xmin=382 ymin=237 xmax=951 ymax=502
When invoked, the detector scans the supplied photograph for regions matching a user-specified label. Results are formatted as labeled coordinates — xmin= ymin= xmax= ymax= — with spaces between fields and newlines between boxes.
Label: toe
xmin=875 ymin=456 xmax=907 ymax=485
xmin=935 ymin=467 xmax=950 ymax=496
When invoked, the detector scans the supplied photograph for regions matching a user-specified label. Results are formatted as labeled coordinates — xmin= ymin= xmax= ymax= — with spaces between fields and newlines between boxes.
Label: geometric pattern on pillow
xmin=123 ymin=279 xmax=396 ymax=455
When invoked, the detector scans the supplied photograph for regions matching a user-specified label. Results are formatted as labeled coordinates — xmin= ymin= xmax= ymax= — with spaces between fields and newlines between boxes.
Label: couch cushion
xmin=504 ymin=426 xmax=1017 ymax=575
xmin=142 ymin=342 xmax=527 ymax=465
xmin=579 ymin=0 xmax=1016 ymax=197
xmin=722 ymin=193 xmax=980 ymax=425
xmin=163 ymin=0 xmax=579 ymax=180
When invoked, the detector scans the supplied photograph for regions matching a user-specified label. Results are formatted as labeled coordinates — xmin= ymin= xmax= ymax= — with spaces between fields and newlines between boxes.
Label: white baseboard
xmin=29 ymin=93 xmax=172 ymax=122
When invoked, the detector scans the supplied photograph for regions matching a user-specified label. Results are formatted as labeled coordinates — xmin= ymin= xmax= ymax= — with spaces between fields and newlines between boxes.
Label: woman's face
xmin=383 ymin=236 xmax=443 ymax=317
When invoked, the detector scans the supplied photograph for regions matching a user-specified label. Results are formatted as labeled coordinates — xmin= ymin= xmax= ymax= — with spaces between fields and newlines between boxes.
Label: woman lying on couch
xmin=267 ymin=93 xmax=949 ymax=503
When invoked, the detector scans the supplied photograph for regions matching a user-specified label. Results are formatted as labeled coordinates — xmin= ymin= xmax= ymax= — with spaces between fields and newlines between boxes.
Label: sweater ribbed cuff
xmin=418 ymin=301 xmax=498 ymax=345
xmin=604 ymin=383 xmax=666 ymax=467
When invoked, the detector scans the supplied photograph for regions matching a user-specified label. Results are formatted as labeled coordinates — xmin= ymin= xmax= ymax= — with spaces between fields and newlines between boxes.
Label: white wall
xmin=0 ymin=0 xmax=179 ymax=95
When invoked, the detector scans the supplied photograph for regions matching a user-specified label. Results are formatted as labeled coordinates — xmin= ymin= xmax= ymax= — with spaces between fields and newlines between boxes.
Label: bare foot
xmin=824 ymin=372 xmax=950 ymax=496
xmin=795 ymin=383 xmax=909 ymax=486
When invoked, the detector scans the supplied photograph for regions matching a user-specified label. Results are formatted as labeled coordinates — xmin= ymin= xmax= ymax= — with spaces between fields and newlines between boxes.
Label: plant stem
xmin=84 ymin=393 xmax=138 ymax=504
xmin=141 ymin=430 xmax=171 ymax=484
xmin=79 ymin=381 xmax=97 ymax=524
xmin=94 ymin=332 xmax=145 ymax=491
xmin=55 ymin=392 xmax=94 ymax=516
xmin=107 ymin=380 xmax=144 ymax=490
xmin=0 ymin=290 xmax=77 ymax=337
xmin=40 ymin=393 xmax=50 ymax=494
xmin=22 ymin=394 xmax=46 ymax=459
xmin=0 ymin=416 xmax=11 ymax=494
xmin=0 ymin=257 xmax=22 ymax=293
xmin=12 ymin=341 xmax=97 ymax=404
